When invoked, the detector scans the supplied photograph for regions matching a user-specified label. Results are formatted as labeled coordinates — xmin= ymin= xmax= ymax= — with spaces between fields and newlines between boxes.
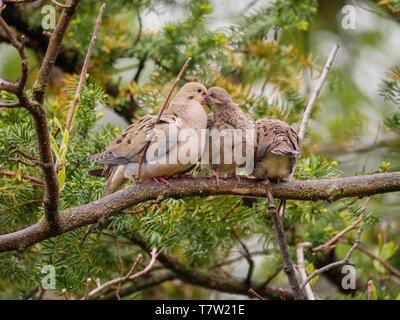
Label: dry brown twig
xmin=248 ymin=288 xmax=265 ymax=300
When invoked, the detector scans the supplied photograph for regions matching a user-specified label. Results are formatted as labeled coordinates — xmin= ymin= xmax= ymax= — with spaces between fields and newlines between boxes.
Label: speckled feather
xmin=253 ymin=119 xmax=301 ymax=180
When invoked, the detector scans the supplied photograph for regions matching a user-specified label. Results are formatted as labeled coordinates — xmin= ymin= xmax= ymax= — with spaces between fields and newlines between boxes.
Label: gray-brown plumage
xmin=252 ymin=119 xmax=301 ymax=181
xmin=87 ymin=82 xmax=208 ymax=196
xmin=201 ymin=87 xmax=256 ymax=183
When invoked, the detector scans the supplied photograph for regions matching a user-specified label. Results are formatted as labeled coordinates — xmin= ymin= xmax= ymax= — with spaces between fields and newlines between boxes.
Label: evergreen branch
xmin=312 ymin=196 xmax=372 ymax=252
xmin=130 ymin=235 xmax=294 ymax=300
xmin=0 ymin=0 xmax=82 ymax=235
xmin=300 ymin=228 xmax=363 ymax=291
xmin=83 ymin=248 xmax=157 ymax=300
xmin=0 ymin=199 xmax=42 ymax=215
xmin=0 ymin=172 xmax=400 ymax=252
xmin=0 ymin=170 xmax=45 ymax=186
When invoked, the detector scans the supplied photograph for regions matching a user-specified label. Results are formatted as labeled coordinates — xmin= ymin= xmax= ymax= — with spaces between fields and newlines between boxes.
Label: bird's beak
xmin=203 ymin=94 xmax=212 ymax=109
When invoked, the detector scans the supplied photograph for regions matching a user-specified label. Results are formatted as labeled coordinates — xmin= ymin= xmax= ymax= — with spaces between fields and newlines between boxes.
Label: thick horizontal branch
xmin=0 ymin=172 xmax=399 ymax=252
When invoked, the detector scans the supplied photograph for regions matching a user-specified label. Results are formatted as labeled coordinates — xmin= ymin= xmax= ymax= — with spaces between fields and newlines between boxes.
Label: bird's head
xmin=203 ymin=87 xmax=233 ymax=109
xmin=178 ymin=82 xmax=208 ymax=106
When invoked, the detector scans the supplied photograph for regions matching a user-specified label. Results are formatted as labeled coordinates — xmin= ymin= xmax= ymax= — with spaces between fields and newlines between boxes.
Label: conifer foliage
xmin=0 ymin=0 xmax=400 ymax=300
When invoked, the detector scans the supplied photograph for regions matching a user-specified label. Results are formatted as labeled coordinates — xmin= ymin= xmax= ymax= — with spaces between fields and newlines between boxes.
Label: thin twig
xmin=249 ymin=288 xmax=265 ymax=300
xmin=135 ymin=57 xmax=192 ymax=181
xmin=82 ymin=277 xmax=92 ymax=300
xmin=51 ymin=0 xmax=70 ymax=8
xmin=65 ymin=3 xmax=105 ymax=133
xmin=115 ymin=238 xmax=124 ymax=300
xmin=233 ymin=232 xmax=254 ymax=285
xmin=0 ymin=170 xmax=45 ymax=185
xmin=312 ymin=196 xmax=371 ymax=252
xmin=296 ymin=242 xmax=315 ymax=300
xmin=84 ymin=248 xmax=157 ymax=299
xmin=9 ymin=147 xmax=38 ymax=161
xmin=298 ymin=43 xmax=340 ymax=141
xmin=339 ymin=237 xmax=400 ymax=279
xmin=62 ymin=288 xmax=69 ymax=300
xmin=278 ymin=43 xmax=340 ymax=217
xmin=300 ymin=228 xmax=363 ymax=290
xmin=9 ymin=158 xmax=38 ymax=167
xmin=367 ymin=279 xmax=374 ymax=300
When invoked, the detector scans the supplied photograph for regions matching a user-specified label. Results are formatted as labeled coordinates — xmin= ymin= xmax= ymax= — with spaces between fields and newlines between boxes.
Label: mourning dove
xmin=87 ymin=82 xmax=208 ymax=196
xmin=201 ymin=87 xmax=256 ymax=185
xmin=253 ymin=119 xmax=301 ymax=182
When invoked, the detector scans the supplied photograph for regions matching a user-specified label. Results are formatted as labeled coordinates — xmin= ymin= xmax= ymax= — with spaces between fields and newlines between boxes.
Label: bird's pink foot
xmin=211 ymin=170 xmax=221 ymax=187
xmin=155 ymin=176 xmax=170 ymax=185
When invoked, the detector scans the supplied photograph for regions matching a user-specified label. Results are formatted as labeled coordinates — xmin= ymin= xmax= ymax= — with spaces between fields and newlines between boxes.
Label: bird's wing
xmin=255 ymin=119 xmax=301 ymax=163
xmin=87 ymin=114 xmax=180 ymax=165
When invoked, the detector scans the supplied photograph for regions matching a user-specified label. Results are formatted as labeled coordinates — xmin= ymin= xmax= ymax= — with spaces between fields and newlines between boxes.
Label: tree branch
xmin=265 ymin=184 xmax=305 ymax=300
xmin=300 ymin=228 xmax=363 ymax=290
xmin=296 ymin=242 xmax=315 ymax=300
xmin=32 ymin=0 xmax=80 ymax=104
xmin=0 ymin=172 xmax=399 ymax=252
xmin=130 ymin=235 xmax=294 ymax=300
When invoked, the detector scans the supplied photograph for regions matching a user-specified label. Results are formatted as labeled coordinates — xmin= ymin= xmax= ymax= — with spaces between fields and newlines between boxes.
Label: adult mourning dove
xmin=87 ymin=82 xmax=208 ymax=196
xmin=252 ymin=119 xmax=301 ymax=182
xmin=201 ymin=87 xmax=256 ymax=185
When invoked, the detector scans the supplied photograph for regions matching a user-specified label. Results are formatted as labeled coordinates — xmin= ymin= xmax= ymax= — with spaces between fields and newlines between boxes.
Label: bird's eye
xmin=196 ymin=88 xmax=202 ymax=93
xmin=210 ymin=93 xmax=215 ymax=97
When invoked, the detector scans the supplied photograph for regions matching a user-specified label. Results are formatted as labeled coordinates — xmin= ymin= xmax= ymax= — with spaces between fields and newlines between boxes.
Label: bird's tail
xmin=87 ymin=169 xmax=105 ymax=177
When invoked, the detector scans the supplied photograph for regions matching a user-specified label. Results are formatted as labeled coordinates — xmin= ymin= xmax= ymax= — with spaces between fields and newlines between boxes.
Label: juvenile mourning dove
xmin=253 ymin=119 xmax=301 ymax=182
xmin=87 ymin=82 xmax=208 ymax=196
xmin=201 ymin=87 xmax=256 ymax=185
